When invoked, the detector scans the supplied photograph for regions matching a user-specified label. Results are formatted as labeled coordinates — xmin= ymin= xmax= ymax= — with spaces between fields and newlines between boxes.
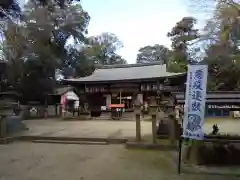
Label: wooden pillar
xmin=119 ymin=89 xmax=122 ymax=104
xmin=77 ymin=106 xmax=80 ymax=116
xmin=106 ymin=94 xmax=111 ymax=109
xmin=59 ymin=103 xmax=62 ymax=117
xmin=55 ymin=104 xmax=58 ymax=116
xmin=0 ymin=116 xmax=6 ymax=138
xmin=44 ymin=98 xmax=48 ymax=119
xmin=37 ymin=107 xmax=39 ymax=117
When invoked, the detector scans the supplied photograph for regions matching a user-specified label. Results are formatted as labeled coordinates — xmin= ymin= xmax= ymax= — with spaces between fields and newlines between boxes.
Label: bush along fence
xmin=181 ymin=133 xmax=240 ymax=166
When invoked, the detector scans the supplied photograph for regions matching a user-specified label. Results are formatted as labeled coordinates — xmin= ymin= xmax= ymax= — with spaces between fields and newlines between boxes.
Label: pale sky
xmin=81 ymin=0 xmax=191 ymax=63
xmin=20 ymin=0 xmax=194 ymax=64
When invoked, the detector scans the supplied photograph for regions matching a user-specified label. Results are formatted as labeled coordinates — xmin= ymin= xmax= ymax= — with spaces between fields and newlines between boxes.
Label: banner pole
xmin=178 ymin=137 xmax=182 ymax=174
xmin=178 ymin=63 xmax=208 ymax=174
xmin=178 ymin=114 xmax=184 ymax=174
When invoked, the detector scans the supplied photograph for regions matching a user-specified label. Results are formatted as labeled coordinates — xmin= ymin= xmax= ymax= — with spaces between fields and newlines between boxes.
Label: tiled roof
xmin=54 ymin=86 xmax=73 ymax=95
xmin=64 ymin=63 xmax=186 ymax=83
xmin=173 ymin=91 xmax=240 ymax=100
xmin=173 ymin=91 xmax=240 ymax=104
xmin=177 ymin=99 xmax=240 ymax=104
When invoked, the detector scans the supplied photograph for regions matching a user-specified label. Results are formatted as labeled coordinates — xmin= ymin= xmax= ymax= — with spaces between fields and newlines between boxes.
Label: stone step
xmin=33 ymin=140 xmax=108 ymax=145
xmin=20 ymin=136 xmax=128 ymax=144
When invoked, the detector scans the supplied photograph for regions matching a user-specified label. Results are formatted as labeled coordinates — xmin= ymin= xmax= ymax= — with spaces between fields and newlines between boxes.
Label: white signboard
xmin=183 ymin=65 xmax=208 ymax=140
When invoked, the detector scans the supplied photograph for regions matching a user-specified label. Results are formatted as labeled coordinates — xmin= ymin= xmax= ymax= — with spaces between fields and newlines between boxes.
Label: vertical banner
xmin=183 ymin=64 xmax=208 ymax=140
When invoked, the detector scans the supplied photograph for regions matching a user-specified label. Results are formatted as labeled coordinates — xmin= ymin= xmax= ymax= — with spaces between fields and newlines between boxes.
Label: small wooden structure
xmin=45 ymin=86 xmax=80 ymax=118
xmin=109 ymin=104 xmax=125 ymax=120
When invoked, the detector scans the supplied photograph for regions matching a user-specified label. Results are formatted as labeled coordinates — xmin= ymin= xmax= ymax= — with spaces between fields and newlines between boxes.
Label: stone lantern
xmin=134 ymin=104 xmax=141 ymax=115
xmin=0 ymin=101 xmax=18 ymax=139
xmin=149 ymin=104 xmax=158 ymax=116
xmin=166 ymin=105 xmax=177 ymax=145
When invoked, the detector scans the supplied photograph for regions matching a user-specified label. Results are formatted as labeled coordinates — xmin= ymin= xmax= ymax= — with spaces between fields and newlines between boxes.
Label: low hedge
xmin=204 ymin=133 xmax=240 ymax=140
xmin=196 ymin=142 xmax=240 ymax=166
xmin=183 ymin=133 xmax=240 ymax=166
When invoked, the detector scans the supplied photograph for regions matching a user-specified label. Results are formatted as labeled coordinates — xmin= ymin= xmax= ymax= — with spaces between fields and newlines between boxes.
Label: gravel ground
xmin=0 ymin=142 xmax=238 ymax=180
xmin=20 ymin=118 xmax=240 ymax=139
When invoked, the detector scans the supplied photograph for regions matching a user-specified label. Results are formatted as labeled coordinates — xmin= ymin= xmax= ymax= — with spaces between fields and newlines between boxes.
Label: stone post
xmin=134 ymin=104 xmax=141 ymax=142
xmin=134 ymin=94 xmax=142 ymax=142
xmin=150 ymin=105 xmax=158 ymax=144
xmin=166 ymin=95 xmax=177 ymax=145
xmin=188 ymin=140 xmax=203 ymax=164
xmin=149 ymin=96 xmax=158 ymax=144
xmin=168 ymin=112 xmax=177 ymax=145
xmin=0 ymin=103 xmax=13 ymax=139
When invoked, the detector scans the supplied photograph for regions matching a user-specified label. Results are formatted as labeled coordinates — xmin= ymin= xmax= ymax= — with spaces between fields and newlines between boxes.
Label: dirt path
xmin=0 ymin=142 xmax=238 ymax=180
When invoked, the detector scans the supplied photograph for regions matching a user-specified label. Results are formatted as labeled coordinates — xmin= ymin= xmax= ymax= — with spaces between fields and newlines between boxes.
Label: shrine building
xmin=63 ymin=62 xmax=187 ymax=118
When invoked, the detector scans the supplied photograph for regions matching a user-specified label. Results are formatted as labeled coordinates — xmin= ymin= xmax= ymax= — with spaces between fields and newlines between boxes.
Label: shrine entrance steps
xmin=0 ymin=135 xmax=128 ymax=145
xmin=19 ymin=136 xmax=128 ymax=145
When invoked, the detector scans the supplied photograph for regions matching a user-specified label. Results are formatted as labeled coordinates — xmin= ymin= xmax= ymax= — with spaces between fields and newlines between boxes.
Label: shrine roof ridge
xmin=64 ymin=63 xmax=186 ymax=84
xmin=95 ymin=62 xmax=166 ymax=69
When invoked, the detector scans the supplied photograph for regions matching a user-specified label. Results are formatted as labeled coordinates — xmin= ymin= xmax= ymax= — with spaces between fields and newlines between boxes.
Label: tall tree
xmin=0 ymin=0 xmax=21 ymax=20
xmin=204 ymin=43 xmax=240 ymax=90
xmin=204 ymin=1 xmax=240 ymax=90
xmin=88 ymin=32 xmax=126 ymax=65
xmin=2 ymin=0 xmax=92 ymax=102
xmin=187 ymin=0 xmax=240 ymax=90
xmin=0 ymin=0 xmax=81 ymax=21
xmin=62 ymin=45 xmax=95 ymax=78
xmin=136 ymin=44 xmax=170 ymax=64
xmin=167 ymin=17 xmax=200 ymax=72
xmin=187 ymin=0 xmax=239 ymax=45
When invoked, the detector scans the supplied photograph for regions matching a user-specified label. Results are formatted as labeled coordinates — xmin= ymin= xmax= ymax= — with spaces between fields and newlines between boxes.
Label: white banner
xmin=183 ymin=64 xmax=208 ymax=140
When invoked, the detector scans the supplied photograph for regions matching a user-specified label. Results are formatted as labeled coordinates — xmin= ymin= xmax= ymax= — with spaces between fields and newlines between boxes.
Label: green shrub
xmin=196 ymin=135 xmax=240 ymax=166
